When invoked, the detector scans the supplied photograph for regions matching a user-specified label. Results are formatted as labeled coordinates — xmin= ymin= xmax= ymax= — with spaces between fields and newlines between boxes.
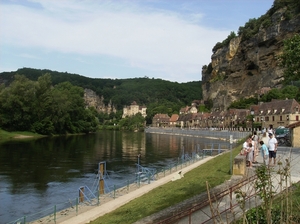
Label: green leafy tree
xmin=261 ymin=89 xmax=283 ymax=102
xmin=281 ymin=85 xmax=299 ymax=99
xmin=119 ymin=113 xmax=145 ymax=131
xmin=0 ymin=75 xmax=36 ymax=131
xmin=228 ymin=97 xmax=258 ymax=109
xmin=280 ymin=34 xmax=300 ymax=85
xmin=0 ymin=75 xmax=98 ymax=135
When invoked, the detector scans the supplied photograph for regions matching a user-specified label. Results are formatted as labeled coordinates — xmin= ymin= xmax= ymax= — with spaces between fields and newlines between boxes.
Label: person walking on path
xmin=252 ymin=131 xmax=259 ymax=164
xmin=268 ymin=133 xmax=278 ymax=166
xmin=259 ymin=140 xmax=269 ymax=165
xmin=246 ymin=142 xmax=254 ymax=168
xmin=241 ymin=137 xmax=252 ymax=167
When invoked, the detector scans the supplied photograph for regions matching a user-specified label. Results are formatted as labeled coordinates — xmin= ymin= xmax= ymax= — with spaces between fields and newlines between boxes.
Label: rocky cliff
xmin=84 ymin=89 xmax=116 ymax=114
xmin=202 ymin=5 xmax=300 ymax=111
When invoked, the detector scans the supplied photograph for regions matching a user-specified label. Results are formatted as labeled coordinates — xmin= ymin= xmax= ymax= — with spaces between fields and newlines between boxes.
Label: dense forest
xmin=0 ymin=68 xmax=202 ymax=111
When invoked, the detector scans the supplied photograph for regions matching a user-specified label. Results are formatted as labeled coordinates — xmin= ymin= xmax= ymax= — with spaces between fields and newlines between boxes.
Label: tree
xmin=119 ymin=113 xmax=145 ymax=131
xmin=0 ymin=75 xmax=36 ymax=131
xmin=280 ymin=34 xmax=300 ymax=85
xmin=0 ymin=75 xmax=98 ymax=135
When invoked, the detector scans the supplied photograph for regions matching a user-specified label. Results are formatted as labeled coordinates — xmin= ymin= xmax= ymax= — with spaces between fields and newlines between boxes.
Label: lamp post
xmin=250 ymin=109 xmax=254 ymax=135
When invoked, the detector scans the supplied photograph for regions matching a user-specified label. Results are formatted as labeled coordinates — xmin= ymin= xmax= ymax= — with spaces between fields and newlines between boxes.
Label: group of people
xmin=242 ymin=127 xmax=278 ymax=167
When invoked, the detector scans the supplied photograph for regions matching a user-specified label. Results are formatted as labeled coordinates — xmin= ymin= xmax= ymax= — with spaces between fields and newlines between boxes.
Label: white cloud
xmin=0 ymin=0 xmax=232 ymax=82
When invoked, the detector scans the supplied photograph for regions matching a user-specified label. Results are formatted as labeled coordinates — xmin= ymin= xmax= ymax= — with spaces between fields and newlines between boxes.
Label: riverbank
xmin=0 ymin=129 xmax=42 ymax=141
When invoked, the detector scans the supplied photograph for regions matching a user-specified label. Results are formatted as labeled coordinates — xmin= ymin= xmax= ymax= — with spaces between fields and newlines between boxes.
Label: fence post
xmin=114 ymin=185 xmax=116 ymax=199
xmin=97 ymin=189 xmax=100 ymax=206
xmin=54 ymin=205 xmax=56 ymax=224
xmin=76 ymin=197 xmax=79 ymax=215
xmin=230 ymin=135 xmax=233 ymax=175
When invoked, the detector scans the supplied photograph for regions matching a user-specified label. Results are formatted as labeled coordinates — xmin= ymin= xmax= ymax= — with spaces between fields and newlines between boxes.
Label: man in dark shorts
xmin=268 ymin=133 xmax=278 ymax=166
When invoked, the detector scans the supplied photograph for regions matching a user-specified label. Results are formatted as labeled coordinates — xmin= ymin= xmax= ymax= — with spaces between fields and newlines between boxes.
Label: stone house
xmin=122 ymin=101 xmax=147 ymax=118
xmin=179 ymin=104 xmax=198 ymax=114
xmin=169 ymin=114 xmax=179 ymax=127
xmin=288 ymin=121 xmax=300 ymax=147
xmin=253 ymin=99 xmax=300 ymax=129
xmin=152 ymin=114 xmax=170 ymax=127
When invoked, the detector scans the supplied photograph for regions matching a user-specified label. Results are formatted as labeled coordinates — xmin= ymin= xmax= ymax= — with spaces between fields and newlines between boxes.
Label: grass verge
xmin=0 ymin=128 xmax=43 ymax=141
xmin=91 ymin=142 xmax=243 ymax=224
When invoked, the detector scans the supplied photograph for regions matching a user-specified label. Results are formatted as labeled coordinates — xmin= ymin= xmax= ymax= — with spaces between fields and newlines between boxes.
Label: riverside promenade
xmin=58 ymin=156 xmax=216 ymax=224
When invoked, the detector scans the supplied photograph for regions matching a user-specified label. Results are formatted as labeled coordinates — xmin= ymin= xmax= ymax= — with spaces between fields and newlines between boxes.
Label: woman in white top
xmin=260 ymin=132 xmax=270 ymax=149
xmin=252 ymin=131 xmax=259 ymax=163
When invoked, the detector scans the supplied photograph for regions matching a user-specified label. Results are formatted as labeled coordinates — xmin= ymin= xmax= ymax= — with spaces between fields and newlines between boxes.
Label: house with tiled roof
xmin=288 ymin=121 xmax=300 ymax=147
xmin=179 ymin=104 xmax=198 ymax=114
xmin=169 ymin=114 xmax=179 ymax=127
xmin=122 ymin=101 xmax=147 ymax=118
xmin=152 ymin=114 xmax=170 ymax=127
xmin=254 ymin=99 xmax=300 ymax=129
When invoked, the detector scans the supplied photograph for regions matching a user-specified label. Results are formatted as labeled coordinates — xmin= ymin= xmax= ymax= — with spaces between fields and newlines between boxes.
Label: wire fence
xmin=7 ymin=142 xmax=232 ymax=224
xmin=145 ymin=127 xmax=250 ymax=141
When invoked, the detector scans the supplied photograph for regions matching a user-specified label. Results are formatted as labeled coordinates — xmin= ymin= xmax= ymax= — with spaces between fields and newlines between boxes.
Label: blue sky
xmin=0 ymin=0 xmax=274 ymax=83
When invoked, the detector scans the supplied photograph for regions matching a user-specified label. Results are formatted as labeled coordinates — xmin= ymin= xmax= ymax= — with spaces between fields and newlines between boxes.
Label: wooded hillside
xmin=0 ymin=68 xmax=202 ymax=111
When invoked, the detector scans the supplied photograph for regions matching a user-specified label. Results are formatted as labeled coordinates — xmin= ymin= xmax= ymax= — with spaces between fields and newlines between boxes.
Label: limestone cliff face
xmin=84 ymin=89 xmax=116 ymax=114
xmin=202 ymin=8 xmax=300 ymax=111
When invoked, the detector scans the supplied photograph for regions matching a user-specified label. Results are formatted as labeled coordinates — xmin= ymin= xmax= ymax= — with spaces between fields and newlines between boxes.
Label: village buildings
xmin=152 ymin=99 xmax=300 ymax=131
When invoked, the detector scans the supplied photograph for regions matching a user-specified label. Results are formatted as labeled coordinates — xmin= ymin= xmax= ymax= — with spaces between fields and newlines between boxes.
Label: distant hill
xmin=0 ymin=68 xmax=202 ymax=111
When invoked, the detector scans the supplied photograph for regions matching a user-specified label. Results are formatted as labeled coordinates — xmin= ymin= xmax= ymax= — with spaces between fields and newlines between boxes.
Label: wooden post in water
xmin=79 ymin=187 xmax=84 ymax=203
xmin=99 ymin=162 xmax=105 ymax=195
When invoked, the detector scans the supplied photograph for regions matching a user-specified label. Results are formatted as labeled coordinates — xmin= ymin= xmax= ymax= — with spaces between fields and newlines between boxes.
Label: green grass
xmin=91 ymin=143 xmax=243 ymax=224
xmin=0 ymin=128 xmax=43 ymax=141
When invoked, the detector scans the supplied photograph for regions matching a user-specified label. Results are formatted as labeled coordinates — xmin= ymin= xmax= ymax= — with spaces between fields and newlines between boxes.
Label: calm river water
xmin=0 ymin=130 xmax=227 ymax=224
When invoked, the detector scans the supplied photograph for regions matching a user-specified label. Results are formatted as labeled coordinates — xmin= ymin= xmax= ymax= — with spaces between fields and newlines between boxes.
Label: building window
xmin=272 ymin=116 xmax=275 ymax=122
xmin=280 ymin=115 xmax=282 ymax=121
xmin=296 ymin=115 xmax=299 ymax=121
